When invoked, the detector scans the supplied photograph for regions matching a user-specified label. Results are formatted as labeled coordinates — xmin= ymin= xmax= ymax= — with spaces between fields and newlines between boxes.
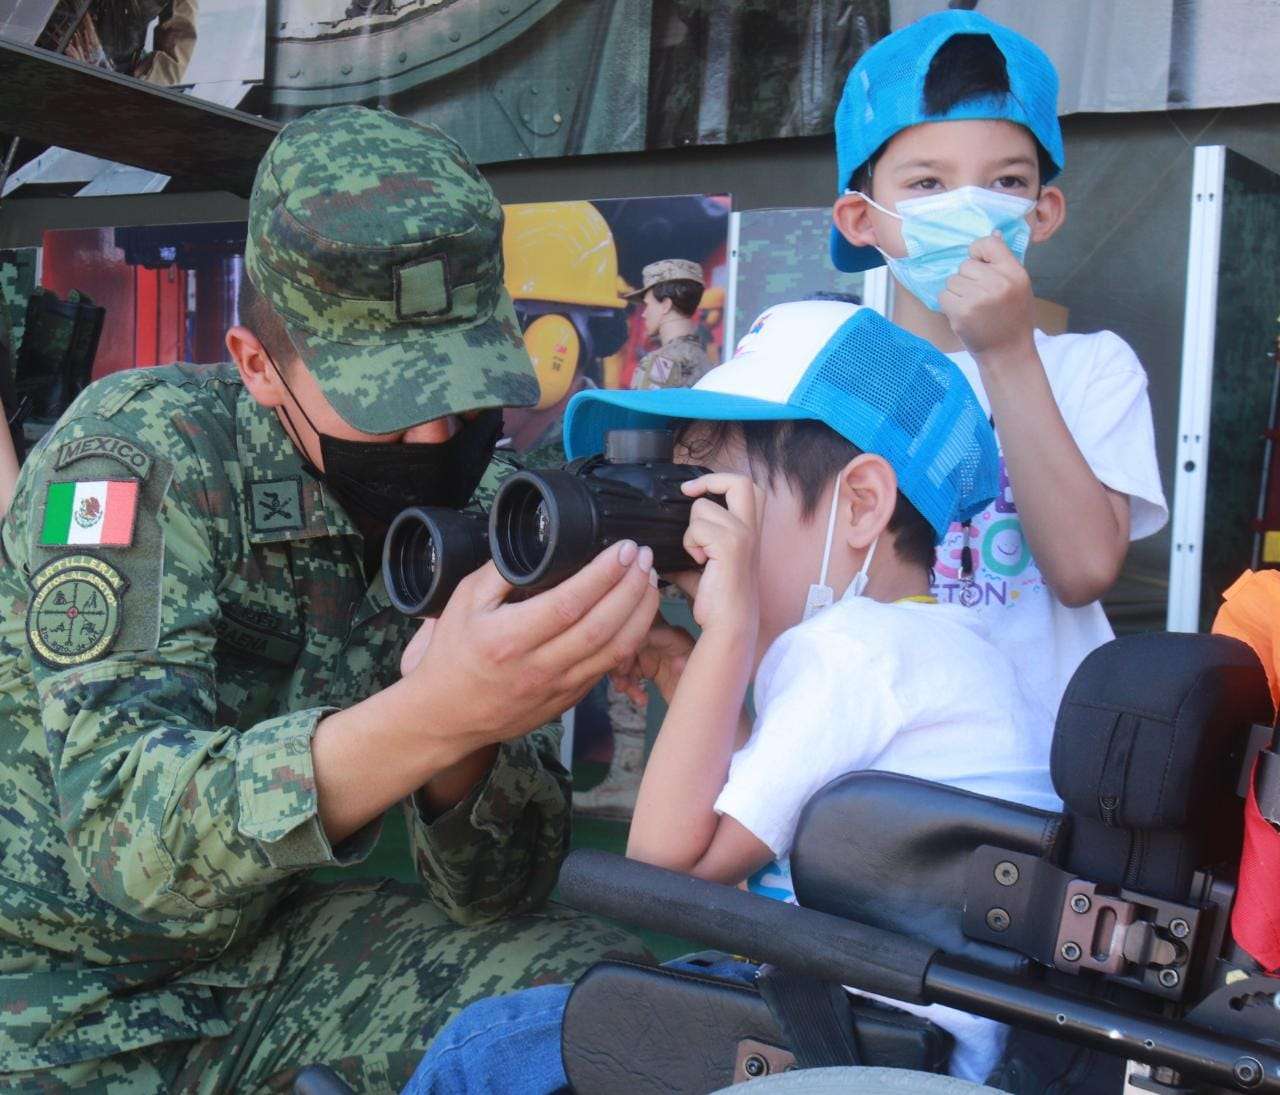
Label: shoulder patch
xmin=40 ymin=479 xmax=139 ymax=548
xmin=649 ymin=356 xmax=674 ymax=386
xmin=26 ymin=555 xmax=127 ymax=668
xmin=53 ymin=435 xmax=154 ymax=480
xmin=249 ymin=478 xmax=304 ymax=534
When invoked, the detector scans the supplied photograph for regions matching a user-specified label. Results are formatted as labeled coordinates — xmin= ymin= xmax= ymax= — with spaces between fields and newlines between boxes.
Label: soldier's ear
xmin=228 ymin=326 xmax=287 ymax=409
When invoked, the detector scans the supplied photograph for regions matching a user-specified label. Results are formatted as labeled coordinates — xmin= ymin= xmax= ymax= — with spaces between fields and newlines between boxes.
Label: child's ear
xmin=833 ymin=193 xmax=880 ymax=250
xmin=1029 ymin=184 xmax=1066 ymax=245
xmin=838 ymin=454 xmax=898 ymax=550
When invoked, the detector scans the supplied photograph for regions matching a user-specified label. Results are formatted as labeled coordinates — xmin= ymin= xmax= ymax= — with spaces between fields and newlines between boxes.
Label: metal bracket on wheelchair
xmin=964 ymin=846 xmax=1208 ymax=1002
xmin=734 ymin=1039 xmax=796 ymax=1084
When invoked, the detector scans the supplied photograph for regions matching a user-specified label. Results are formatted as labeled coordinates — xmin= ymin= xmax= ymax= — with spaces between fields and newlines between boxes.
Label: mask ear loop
xmin=845 ymin=189 xmax=903 ymax=222
xmin=842 ymin=190 xmax=906 ymax=268
xmin=802 ymin=483 xmax=844 ymax=621
xmin=267 ymin=357 xmax=330 ymax=476
xmin=849 ymin=535 xmax=879 ymax=599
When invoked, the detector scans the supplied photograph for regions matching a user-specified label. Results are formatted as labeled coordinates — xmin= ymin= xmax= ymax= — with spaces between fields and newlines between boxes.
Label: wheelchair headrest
xmin=1051 ymin=633 xmax=1271 ymax=832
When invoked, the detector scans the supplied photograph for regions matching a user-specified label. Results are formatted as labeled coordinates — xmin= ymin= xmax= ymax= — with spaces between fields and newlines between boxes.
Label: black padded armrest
xmin=558 ymin=850 xmax=936 ymax=1004
xmin=791 ymin=772 xmax=1066 ymax=975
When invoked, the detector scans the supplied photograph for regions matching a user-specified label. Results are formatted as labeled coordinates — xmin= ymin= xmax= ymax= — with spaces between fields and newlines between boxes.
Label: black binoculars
xmin=382 ymin=429 xmax=711 ymax=616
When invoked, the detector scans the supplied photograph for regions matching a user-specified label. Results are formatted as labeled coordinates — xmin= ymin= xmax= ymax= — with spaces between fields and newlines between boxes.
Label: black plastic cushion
xmin=791 ymin=771 xmax=1067 ymax=974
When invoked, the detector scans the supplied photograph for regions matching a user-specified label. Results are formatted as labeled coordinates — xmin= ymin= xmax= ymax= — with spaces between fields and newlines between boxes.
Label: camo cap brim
xmin=246 ymin=104 xmax=539 ymax=435
xmin=282 ymin=288 xmax=535 ymax=435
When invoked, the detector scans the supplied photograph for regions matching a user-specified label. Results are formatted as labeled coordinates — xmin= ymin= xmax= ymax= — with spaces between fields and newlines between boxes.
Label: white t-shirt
xmin=933 ymin=329 xmax=1168 ymax=716
xmin=715 ymin=594 xmax=1059 ymax=1084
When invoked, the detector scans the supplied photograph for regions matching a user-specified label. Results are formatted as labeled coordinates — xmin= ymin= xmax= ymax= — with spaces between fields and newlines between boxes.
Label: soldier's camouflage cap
xmin=245 ymin=105 xmax=539 ymax=434
xmin=622 ymin=258 xmax=705 ymax=299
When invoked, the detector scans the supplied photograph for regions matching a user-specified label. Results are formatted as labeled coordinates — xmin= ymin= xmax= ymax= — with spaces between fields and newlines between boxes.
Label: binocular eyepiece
xmin=382 ymin=430 xmax=711 ymax=616
xmin=382 ymin=507 xmax=490 ymax=617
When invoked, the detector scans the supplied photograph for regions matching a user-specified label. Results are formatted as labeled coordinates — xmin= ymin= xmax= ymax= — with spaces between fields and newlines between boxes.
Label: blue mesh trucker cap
xmin=831 ymin=9 xmax=1065 ymax=273
xmin=563 ymin=300 xmax=999 ymax=540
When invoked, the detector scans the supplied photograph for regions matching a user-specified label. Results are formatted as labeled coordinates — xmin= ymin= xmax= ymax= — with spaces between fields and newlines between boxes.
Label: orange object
xmin=1212 ymin=570 xmax=1280 ymax=971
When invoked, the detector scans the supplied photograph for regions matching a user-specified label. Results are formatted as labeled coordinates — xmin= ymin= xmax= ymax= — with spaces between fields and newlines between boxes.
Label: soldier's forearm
xmin=417 ymin=745 xmax=500 ymax=817
xmin=408 ymin=727 xmax=573 ymax=925
xmin=313 ymin=678 xmax=479 ymax=844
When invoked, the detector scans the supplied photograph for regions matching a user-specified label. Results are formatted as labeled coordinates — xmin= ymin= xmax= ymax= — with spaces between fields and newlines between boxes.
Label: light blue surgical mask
xmin=855 ymin=185 xmax=1036 ymax=311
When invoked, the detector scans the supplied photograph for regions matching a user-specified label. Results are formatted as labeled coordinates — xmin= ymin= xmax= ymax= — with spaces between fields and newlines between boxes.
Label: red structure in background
xmin=39 ymin=228 xmax=157 ymax=379
xmin=39 ymin=222 xmax=246 ymax=379
xmin=132 ymin=264 xmax=186 ymax=369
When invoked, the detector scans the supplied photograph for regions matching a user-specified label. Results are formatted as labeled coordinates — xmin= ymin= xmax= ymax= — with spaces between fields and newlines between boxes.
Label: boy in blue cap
xmin=401 ymin=300 xmax=1060 ymax=1092
xmin=830 ymin=10 xmax=1167 ymax=715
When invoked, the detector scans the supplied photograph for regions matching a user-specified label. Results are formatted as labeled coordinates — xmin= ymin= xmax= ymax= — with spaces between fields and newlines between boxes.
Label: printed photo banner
xmin=7 ymin=0 xmax=1280 ymax=186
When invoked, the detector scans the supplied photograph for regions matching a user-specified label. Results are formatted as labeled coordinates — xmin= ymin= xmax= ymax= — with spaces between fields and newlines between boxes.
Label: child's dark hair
xmin=237 ymin=275 xmax=298 ymax=368
xmin=848 ymin=34 xmax=1054 ymax=193
xmin=649 ymin=279 xmax=703 ymax=319
xmin=675 ymin=418 xmax=937 ymax=574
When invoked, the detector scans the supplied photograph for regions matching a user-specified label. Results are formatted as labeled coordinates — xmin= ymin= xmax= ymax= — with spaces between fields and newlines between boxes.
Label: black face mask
xmin=273 ymin=365 xmax=502 ymax=527
xmin=312 ymin=409 xmax=502 ymax=526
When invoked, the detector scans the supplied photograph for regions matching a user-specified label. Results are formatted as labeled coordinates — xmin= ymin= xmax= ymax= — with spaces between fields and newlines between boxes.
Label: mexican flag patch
xmin=41 ymin=480 xmax=140 ymax=547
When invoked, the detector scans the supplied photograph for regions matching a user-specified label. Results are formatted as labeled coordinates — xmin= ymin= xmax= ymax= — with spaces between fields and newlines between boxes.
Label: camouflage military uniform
xmin=630 ymin=333 xmax=714 ymax=392
xmin=0 ymin=107 xmax=644 ymax=1093
xmin=623 ymin=259 xmax=714 ymax=393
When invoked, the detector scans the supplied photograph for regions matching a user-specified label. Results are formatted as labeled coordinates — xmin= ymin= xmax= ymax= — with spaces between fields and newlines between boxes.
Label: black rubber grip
xmin=558 ymin=850 xmax=936 ymax=1004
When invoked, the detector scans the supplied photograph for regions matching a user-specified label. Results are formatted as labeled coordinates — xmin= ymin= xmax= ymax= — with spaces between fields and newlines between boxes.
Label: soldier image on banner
xmin=0 ymin=105 xmax=655 ymax=1091
xmin=61 ymin=0 xmax=200 ymax=86
xmin=625 ymin=258 xmax=714 ymax=393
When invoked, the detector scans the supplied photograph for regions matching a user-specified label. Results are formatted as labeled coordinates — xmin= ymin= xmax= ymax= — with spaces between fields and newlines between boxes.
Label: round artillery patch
xmin=26 ymin=555 xmax=126 ymax=668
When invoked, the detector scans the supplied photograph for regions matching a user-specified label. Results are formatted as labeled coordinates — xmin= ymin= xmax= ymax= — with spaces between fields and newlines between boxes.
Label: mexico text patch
xmin=53 ymin=435 xmax=154 ymax=480
xmin=26 ymin=555 xmax=127 ymax=668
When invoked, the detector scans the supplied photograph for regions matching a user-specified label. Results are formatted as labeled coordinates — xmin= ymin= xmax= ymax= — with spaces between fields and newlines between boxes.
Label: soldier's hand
xmin=404 ymin=541 xmax=661 ymax=757
xmin=400 ymin=617 xmax=436 ymax=677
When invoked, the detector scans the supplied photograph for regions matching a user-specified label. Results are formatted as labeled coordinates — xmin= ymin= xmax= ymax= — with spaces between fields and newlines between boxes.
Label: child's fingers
xmin=952 ymin=257 xmax=991 ymax=284
xmin=969 ymin=232 xmax=1017 ymax=266
xmin=682 ymin=522 xmax=710 ymax=565
xmin=682 ymin=472 xmax=759 ymax=525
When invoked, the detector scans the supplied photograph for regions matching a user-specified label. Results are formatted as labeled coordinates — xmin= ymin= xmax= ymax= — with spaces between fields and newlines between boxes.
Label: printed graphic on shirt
xmin=747 ymin=858 xmax=798 ymax=905
xmin=931 ymin=457 xmax=1045 ymax=608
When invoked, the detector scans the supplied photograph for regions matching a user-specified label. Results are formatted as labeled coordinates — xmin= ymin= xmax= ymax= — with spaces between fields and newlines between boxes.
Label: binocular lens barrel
xmin=382 ymin=507 xmax=490 ymax=617
xmin=489 ymin=466 xmax=707 ymax=590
